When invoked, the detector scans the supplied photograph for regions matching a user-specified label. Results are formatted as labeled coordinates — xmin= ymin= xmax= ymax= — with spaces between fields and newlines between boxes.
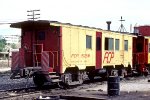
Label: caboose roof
xmin=10 ymin=20 xmax=51 ymax=28
xmin=10 ymin=20 xmax=134 ymax=36
xmin=10 ymin=20 xmax=103 ymax=30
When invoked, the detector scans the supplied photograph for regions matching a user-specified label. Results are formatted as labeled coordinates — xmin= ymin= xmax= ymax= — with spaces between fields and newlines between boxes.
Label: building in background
xmin=2 ymin=35 xmax=20 ymax=44
xmin=0 ymin=35 xmax=20 ymax=59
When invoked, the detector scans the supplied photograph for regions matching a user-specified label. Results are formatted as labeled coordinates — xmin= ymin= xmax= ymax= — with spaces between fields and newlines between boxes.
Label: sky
xmin=0 ymin=0 xmax=150 ymax=35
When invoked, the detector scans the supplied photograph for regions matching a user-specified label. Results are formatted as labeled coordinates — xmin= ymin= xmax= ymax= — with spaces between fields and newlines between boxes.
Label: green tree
xmin=0 ymin=39 xmax=6 ymax=52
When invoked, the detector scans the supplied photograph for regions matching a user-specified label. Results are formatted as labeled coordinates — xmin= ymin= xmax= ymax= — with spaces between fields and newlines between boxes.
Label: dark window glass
xmin=38 ymin=31 xmax=45 ymax=40
xmin=124 ymin=40 xmax=128 ymax=51
xmin=105 ymin=38 xmax=108 ymax=50
xmin=136 ymin=42 xmax=143 ymax=52
xmin=105 ymin=37 xmax=114 ymax=50
xmin=115 ymin=39 xmax=119 ymax=51
xmin=86 ymin=35 xmax=92 ymax=49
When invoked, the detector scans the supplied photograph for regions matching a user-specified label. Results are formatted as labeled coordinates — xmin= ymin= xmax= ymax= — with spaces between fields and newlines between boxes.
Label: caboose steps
xmin=48 ymin=72 xmax=62 ymax=83
xmin=33 ymin=71 xmax=62 ymax=87
xmin=51 ymin=79 xmax=62 ymax=83
xmin=49 ymin=72 xmax=57 ymax=75
xmin=49 ymin=75 xmax=59 ymax=79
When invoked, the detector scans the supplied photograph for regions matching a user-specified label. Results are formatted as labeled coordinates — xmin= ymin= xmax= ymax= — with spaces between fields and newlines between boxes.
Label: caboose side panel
xmin=121 ymin=34 xmax=133 ymax=67
xmin=101 ymin=30 xmax=133 ymax=67
xmin=102 ymin=31 xmax=118 ymax=66
xmin=61 ymin=25 xmax=96 ymax=73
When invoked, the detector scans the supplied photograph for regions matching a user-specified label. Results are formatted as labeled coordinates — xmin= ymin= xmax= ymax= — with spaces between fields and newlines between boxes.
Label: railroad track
xmin=0 ymin=80 xmax=105 ymax=100
xmin=0 ymin=91 xmax=41 ymax=100
xmin=0 ymin=75 xmax=106 ymax=100
xmin=0 ymin=88 xmax=107 ymax=100
xmin=0 ymin=76 xmax=148 ymax=100
xmin=0 ymin=86 xmax=38 ymax=99
xmin=0 ymin=84 xmax=61 ymax=100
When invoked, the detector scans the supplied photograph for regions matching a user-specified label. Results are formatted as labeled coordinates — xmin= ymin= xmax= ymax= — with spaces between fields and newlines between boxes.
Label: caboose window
xmin=105 ymin=38 xmax=114 ymax=50
xmin=38 ymin=31 xmax=45 ymax=40
xmin=124 ymin=40 xmax=128 ymax=51
xmin=86 ymin=35 xmax=92 ymax=49
xmin=115 ymin=39 xmax=119 ymax=51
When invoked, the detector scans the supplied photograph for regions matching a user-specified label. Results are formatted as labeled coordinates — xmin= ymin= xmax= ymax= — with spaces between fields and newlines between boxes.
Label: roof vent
xmin=106 ymin=21 xmax=111 ymax=30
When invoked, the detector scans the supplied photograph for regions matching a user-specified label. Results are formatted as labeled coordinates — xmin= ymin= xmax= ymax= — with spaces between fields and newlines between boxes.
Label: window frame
xmin=86 ymin=35 xmax=92 ymax=49
xmin=115 ymin=39 xmax=120 ymax=51
xmin=105 ymin=37 xmax=114 ymax=50
xmin=37 ymin=31 xmax=45 ymax=40
xmin=124 ymin=40 xmax=128 ymax=51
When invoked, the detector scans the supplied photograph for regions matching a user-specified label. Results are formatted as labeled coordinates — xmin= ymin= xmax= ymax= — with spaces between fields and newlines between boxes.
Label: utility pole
xmin=27 ymin=10 xmax=40 ymax=21
xmin=118 ymin=16 xmax=127 ymax=33
xmin=27 ymin=10 xmax=40 ymax=66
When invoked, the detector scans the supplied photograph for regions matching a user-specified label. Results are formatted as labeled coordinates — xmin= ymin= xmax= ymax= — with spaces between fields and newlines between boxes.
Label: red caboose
xmin=133 ymin=36 xmax=148 ymax=75
xmin=132 ymin=26 xmax=150 ymax=75
xmin=10 ymin=20 xmax=107 ymax=87
xmin=10 ymin=21 xmax=65 ymax=86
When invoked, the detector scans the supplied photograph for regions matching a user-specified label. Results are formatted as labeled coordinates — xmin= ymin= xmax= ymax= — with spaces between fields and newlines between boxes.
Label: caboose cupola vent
xmin=106 ymin=21 xmax=111 ymax=30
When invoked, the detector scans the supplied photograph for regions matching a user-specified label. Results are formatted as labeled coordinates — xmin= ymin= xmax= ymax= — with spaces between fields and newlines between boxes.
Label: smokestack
xmin=106 ymin=21 xmax=111 ymax=30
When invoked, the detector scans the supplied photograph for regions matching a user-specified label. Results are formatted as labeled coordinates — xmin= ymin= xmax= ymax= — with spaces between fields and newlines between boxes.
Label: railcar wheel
xmin=33 ymin=73 xmax=45 ymax=87
xmin=64 ymin=73 xmax=72 ymax=85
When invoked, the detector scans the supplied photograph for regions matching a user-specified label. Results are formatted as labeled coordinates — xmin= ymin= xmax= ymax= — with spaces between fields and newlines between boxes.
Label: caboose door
xmin=34 ymin=31 xmax=46 ymax=67
xmin=96 ymin=32 xmax=102 ymax=69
